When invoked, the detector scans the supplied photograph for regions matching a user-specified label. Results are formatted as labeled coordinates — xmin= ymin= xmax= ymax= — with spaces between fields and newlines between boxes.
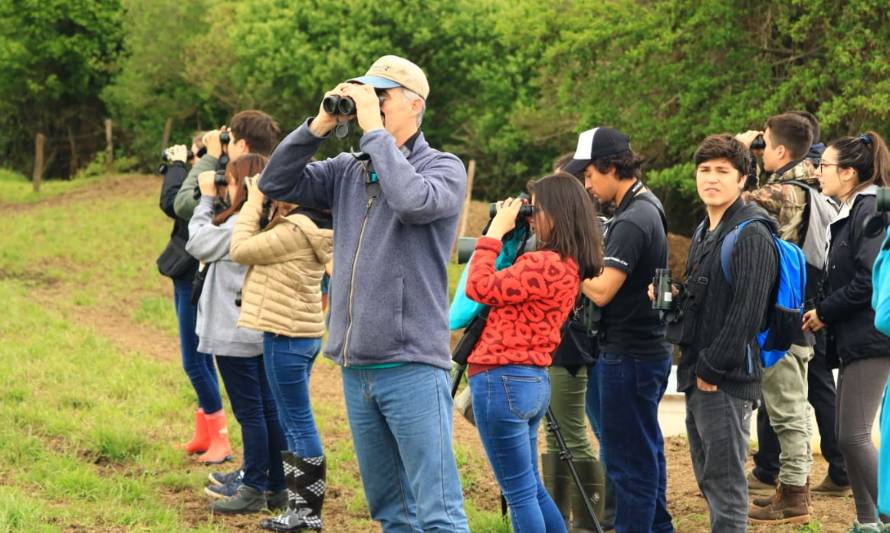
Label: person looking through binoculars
xmin=259 ymin=55 xmax=469 ymax=533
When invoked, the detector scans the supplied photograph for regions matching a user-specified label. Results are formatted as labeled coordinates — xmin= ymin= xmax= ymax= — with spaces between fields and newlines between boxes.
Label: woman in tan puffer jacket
xmin=229 ymin=174 xmax=333 ymax=532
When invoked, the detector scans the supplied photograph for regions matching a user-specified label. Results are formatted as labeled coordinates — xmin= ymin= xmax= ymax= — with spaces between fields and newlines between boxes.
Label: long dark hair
xmin=213 ymin=154 xmax=268 ymax=225
xmin=527 ymin=173 xmax=604 ymax=279
xmin=828 ymin=131 xmax=890 ymax=188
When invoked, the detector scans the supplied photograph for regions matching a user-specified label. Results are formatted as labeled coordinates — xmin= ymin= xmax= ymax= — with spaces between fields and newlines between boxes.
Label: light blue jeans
xmin=470 ymin=365 xmax=567 ymax=533
xmin=342 ymin=364 xmax=468 ymax=533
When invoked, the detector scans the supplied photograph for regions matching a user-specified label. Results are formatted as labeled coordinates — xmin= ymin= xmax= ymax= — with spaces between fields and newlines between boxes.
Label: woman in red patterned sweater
xmin=466 ymin=173 xmax=603 ymax=533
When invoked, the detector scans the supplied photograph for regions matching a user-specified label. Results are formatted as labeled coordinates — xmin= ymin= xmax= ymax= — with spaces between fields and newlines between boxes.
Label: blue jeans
xmin=216 ymin=354 xmax=287 ymax=492
xmin=262 ymin=333 xmax=323 ymax=457
xmin=597 ymin=352 xmax=673 ymax=533
xmin=342 ymin=364 xmax=468 ymax=533
xmin=172 ymin=278 xmax=221 ymax=413
xmin=470 ymin=365 xmax=567 ymax=533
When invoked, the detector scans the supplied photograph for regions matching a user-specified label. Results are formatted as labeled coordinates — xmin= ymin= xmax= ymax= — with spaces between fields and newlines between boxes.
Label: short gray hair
xmin=401 ymin=88 xmax=426 ymax=128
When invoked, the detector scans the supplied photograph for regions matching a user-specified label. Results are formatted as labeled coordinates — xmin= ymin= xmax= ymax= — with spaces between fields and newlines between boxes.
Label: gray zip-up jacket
xmin=186 ymin=196 xmax=263 ymax=357
xmin=260 ymin=120 xmax=466 ymax=369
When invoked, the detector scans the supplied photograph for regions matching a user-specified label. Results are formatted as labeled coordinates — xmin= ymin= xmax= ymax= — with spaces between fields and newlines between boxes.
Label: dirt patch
xmin=0 ymin=174 xmax=159 ymax=215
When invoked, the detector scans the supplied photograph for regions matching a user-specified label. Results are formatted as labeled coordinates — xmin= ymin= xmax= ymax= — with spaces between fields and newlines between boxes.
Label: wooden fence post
xmin=161 ymin=117 xmax=173 ymax=151
xmin=452 ymin=159 xmax=476 ymax=257
xmin=105 ymin=119 xmax=113 ymax=173
xmin=33 ymin=133 xmax=45 ymax=192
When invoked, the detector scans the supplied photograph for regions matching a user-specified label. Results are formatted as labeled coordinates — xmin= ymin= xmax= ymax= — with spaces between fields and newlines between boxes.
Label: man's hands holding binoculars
xmin=311 ymin=83 xmax=384 ymax=137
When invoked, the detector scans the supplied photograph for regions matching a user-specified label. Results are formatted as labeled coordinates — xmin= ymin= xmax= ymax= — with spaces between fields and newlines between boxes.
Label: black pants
xmin=753 ymin=332 xmax=849 ymax=486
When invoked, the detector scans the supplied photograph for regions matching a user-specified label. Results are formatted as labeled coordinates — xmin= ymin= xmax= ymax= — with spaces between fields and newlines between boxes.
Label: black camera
xmin=219 ymin=130 xmax=230 ymax=146
xmin=322 ymin=95 xmax=356 ymax=116
xmin=751 ymin=134 xmax=766 ymax=150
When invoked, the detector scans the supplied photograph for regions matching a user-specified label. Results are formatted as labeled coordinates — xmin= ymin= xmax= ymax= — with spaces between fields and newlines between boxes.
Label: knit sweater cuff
xmin=475 ymin=236 xmax=502 ymax=254
xmin=695 ymin=354 xmax=725 ymax=386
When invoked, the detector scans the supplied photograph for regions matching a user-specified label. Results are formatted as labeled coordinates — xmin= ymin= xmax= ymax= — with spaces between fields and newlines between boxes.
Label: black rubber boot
xmin=542 ymin=452 xmax=572 ymax=528
xmin=260 ymin=452 xmax=326 ymax=532
xmin=570 ymin=458 xmax=606 ymax=532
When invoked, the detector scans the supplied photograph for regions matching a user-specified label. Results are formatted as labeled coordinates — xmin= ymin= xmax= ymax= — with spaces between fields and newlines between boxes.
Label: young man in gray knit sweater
xmin=654 ymin=134 xmax=778 ymax=532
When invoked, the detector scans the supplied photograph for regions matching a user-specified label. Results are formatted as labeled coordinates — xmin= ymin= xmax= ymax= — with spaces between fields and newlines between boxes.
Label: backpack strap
xmin=719 ymin=220 xmax=757 ymax=286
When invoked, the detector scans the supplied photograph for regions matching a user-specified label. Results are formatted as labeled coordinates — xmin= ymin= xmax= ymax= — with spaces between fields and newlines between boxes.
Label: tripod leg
xmin=545 ymin=407 xmax=604 ymax=533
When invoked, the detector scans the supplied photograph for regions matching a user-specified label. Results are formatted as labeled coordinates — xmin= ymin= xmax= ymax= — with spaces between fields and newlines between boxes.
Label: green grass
xmin=0 ymin=174 xmax=509 ymax=531
xmin=0 ymin=168 xmax=111 ymax=205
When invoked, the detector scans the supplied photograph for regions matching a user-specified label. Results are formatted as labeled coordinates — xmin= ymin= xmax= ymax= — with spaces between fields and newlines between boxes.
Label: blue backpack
xmin=719 ymin=220 xmax=807 ymax=368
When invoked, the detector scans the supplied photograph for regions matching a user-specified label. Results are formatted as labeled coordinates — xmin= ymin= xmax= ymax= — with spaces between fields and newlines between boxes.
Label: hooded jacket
xmin=186 ymin=196 xmax=263 ymax=357
xmin=259 ymin=120 xmax=466 ymax=369
xmin=675 ymin=199 xmax=778 ymax=401
xmin=230 ymin=199 xmax=333 ymax=338
xmin=817 ymin=186 xmax=890 ymax=366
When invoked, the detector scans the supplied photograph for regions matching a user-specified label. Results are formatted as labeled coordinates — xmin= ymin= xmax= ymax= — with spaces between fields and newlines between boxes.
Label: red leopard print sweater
xmin=466 ymin=237 xmax=579 ymax=374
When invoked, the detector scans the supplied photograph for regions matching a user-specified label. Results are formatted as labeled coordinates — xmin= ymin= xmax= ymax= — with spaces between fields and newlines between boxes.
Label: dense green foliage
xmin=2 ymin=0 xmax=888 ymax=228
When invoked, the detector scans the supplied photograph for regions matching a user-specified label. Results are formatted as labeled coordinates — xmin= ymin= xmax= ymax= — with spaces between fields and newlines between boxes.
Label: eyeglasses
xmin=819 ymin=162 xmax=840 ymax=173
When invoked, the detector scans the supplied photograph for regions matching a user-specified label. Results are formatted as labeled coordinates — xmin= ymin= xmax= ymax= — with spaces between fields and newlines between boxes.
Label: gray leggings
xmin=837 ymin=357 xmax=890 ymax=523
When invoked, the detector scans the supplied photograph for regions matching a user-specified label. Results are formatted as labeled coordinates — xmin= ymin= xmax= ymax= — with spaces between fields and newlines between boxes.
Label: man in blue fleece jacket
xmin=260 ymin=55 xmax=469 ymax=532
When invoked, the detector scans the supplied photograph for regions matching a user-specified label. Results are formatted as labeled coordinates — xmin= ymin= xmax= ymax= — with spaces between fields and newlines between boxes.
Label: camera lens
xmin=219 ymin=131 xmax=230 ymax=145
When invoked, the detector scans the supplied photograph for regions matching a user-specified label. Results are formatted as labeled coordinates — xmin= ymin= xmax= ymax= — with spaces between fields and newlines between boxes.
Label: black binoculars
xmin=652 ymin=268 xmax=674 ymax=311
xmin=322 ymin=95 xmax=356 ymax=116
xmin=750 ymin=134 xmax=766 ymax=150
xmin=214 ymin=170 xmax=228 ymax=187
xmin=488 ymin=203 xmax=535 ymax=219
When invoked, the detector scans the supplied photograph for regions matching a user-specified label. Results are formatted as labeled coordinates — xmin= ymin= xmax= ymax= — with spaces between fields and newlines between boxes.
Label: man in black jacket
xmin=659 ymin=134 xmax=778 ymax=532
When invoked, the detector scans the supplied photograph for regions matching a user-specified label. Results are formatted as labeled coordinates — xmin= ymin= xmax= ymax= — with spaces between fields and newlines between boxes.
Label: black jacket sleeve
xmin=160 ymin=162 xmax=189 ymax=220
xmin=818 ymin=200 xmax=884 ymax=323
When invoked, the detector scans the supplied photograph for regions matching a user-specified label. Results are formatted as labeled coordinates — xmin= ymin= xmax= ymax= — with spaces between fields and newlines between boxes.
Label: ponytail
xmin=829 ymin=130 xmax=890 ymax=188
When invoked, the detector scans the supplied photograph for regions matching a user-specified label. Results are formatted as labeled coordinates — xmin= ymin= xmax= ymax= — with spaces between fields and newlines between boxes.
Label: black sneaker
xmin=204 ymin=481 xmax=242 ymax=499
xmin=210 ymin=485 xmax=266 ymax=514
xmin=208 ymin=468 xmax=243 ymax=487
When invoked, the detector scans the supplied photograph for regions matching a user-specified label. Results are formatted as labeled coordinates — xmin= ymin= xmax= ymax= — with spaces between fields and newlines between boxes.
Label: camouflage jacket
xmin=743 ymin=159 xmax=818 ymax=246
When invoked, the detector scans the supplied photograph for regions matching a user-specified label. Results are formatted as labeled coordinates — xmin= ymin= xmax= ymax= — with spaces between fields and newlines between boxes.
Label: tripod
xmin=450 ymin=361 xmax=603 ymax=533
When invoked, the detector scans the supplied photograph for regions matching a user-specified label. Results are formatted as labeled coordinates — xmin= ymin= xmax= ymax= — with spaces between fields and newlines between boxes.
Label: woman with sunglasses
xmin=803 ymin=131 xmax=890 ymax=533
xmin=465 ymin=173 xmax=603 ymax=533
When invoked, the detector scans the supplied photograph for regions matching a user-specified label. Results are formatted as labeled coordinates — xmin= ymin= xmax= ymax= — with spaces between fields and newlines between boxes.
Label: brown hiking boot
xmin=748 ymin=483 xmax=811 ymax=525
xmin=747 ymin=470 xmax=777 ymax=496
xmin=753 ymin=479 xmax=813 ymax=509
xmin=812 ymin=475 xmax=852 ymax=497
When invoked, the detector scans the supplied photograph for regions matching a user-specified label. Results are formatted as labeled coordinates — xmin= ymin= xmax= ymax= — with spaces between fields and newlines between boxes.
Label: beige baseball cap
xmin=349 ymin=55 xmax=430 ymax=100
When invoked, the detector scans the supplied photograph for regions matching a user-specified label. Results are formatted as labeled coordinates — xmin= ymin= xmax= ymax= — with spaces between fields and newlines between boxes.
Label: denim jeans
xmin=172 ymin=277 xmax=221 ymax=413
xmin=262 ymin=333 xmax=323 ymax=457
xmin=342 ymin=364 xmax=468 ymax=533
xmin=216 ymin=354 xmax=287 ymax=492
xmin=585 ymin=363 xmax=604 ymax=456
xmin=597 ymin=352 xmax=673 ymax=533
xmin=686 ymin=388 xmax=753 ymax=533
xmin=470 ymin=365 xmax=567 ymax=533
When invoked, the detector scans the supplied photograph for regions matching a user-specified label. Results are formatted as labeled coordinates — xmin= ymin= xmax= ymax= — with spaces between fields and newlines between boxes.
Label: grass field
xmin=0 ymin=172 xmax=509 ymax=532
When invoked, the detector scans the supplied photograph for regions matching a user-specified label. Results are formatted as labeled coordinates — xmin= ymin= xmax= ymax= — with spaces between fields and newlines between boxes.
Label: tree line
xmin=1 ymin=0 xmax=887 ymax=231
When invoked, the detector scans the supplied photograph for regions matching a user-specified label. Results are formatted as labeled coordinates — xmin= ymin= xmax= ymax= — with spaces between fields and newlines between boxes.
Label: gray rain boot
xmin=569 ymin=458 xmax=606 ymax=533
xmin=542 ymin=452 xmax=572 ymax=528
